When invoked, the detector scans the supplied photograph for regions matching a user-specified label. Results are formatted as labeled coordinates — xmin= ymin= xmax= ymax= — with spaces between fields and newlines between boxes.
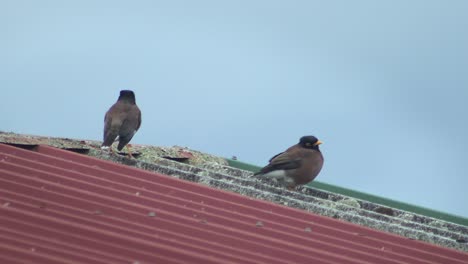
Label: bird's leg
xmin=126 ymin=144 xmax=134 ymax=158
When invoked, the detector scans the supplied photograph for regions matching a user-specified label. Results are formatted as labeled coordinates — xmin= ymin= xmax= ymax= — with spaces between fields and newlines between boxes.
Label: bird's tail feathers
xmin=102 ymin=127 xmax=119 ymax=147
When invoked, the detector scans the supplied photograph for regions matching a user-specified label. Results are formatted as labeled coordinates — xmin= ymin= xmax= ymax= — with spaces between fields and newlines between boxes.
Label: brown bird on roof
xmin=254 ymin=136 xmax=324 ymax=190
xmin=101 ymin=90 xmax=141 ymax=158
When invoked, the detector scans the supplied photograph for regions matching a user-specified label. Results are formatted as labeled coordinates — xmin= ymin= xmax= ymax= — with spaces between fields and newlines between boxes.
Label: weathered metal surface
xmin=1 ymin=132 xmax=467 ymax=253
xmin=1 ymin=143 xmax=468 ymax=264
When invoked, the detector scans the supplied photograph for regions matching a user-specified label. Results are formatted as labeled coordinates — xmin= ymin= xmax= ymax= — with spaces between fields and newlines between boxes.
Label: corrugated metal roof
xmin=1 ymin=131 xmax=468 ymax=247
xmin=1 ymin=143 xmax=467 ymax=264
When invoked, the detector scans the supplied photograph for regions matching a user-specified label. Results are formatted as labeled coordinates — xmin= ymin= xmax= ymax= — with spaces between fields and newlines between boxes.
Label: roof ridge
xmin=229 ymin=159 xmax=468 ymax=226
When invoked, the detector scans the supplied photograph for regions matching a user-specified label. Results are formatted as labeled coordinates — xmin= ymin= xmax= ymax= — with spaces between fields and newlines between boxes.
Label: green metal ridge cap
xmin=227 ymin=159 xmax=468 ymax=227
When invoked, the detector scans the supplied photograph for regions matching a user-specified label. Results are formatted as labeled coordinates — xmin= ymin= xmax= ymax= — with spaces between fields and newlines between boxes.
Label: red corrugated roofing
xmin=0 ymin=143 xmax=467 ymax=264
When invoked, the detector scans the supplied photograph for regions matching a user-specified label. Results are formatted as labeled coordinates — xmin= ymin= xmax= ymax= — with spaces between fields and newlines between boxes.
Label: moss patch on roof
xmin=0 ymin=131 xmax=228 ymax=167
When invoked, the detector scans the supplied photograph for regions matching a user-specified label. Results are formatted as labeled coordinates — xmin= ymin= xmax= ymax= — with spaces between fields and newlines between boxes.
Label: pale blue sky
xmin=2 ymin=0 xmax=467 ymax=217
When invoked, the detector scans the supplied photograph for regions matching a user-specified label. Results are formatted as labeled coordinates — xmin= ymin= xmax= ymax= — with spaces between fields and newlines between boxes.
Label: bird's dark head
xmin=299 ymin=136 xmax=322 ymax=150
xmin=118 ymin=90 xmax=136 ymax=104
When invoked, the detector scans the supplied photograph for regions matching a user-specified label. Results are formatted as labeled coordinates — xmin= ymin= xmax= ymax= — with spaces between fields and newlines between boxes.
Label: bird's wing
xmin=268 ymin=152 xmax=283 ymax=162
xmin=136 ymin=107 xmax=142 ymax=131
xmin=255 ymin=152 xmax=301 ymax=175
xmin=116 ymin=107 xmax=141 ymax=151
xmin=103 ymin=111 xmax=112 ymax=132
xmin=119 ymin=106 xmax=140 ymax=137
xmin=102 ymin=104 xmax=126 ymax=146
xmin=102 ymin=111 xmax=115 ymax=146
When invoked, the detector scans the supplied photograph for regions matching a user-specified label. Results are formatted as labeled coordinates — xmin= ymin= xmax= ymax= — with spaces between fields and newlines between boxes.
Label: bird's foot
xmin=101 ymin=145 xmax=116 ymax=155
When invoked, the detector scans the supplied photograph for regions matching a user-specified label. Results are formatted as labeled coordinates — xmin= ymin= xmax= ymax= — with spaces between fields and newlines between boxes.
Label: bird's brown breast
xmin=285 ymin=148 xmax=324 ymax=186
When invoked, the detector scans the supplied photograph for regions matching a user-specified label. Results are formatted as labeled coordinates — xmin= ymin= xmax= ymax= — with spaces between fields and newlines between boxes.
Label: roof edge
xmin=227 ymin=159 xmax=468 ymax=227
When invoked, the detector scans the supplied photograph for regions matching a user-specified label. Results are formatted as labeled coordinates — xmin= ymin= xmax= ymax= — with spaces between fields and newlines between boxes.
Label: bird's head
xmin=118 ymin=90 xmax=136 ymax=104
xmin=299 ymin=136 xmax=322 ymax=150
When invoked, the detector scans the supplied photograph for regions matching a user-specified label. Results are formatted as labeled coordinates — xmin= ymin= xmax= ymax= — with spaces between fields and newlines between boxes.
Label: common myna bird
xmin=101 ymin=90 xmax=141 ymax=158
xmin=254 ymin=136 xmax=323 ymax=189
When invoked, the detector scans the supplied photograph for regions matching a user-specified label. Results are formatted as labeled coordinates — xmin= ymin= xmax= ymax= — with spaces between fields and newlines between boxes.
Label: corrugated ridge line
xmin=197 ymin=162 xmax=468 ymax=249
xmin=0 ymin=155 xmax=460 ymax=264
xmin=152 ymin=158 xmax=468 ymax=253
xmin=0 ymin=227 xmax=130 ymax=263
xmin=0 ymin=253 xmax=38 ymax=264
xmin=0 ymin=243 xmax=68 ymax=264
xmin=4 ymin=143 xmax=468 ymax=264
xmin=1 ymin=182 xmax=409 ymax=264
xmin=0 ymin=163 xmax=397 ymax=264
xmin=36 ymin=144 xmax=468 ymax=262
xmin=0 ymin=156 xmax=440 ymax=264
xmin=0 ymin=191 xmax=329 ymax=264
xmin=212 ymin=162 xmax=468 ymax=239
xmin=0 ymin=214 xmax=185 ymax=264
xmin=0 ymin=144 xmax=468 ymax=264
xmin=0 ymin=208 xmax=233 ymax=264
xmin=228 ymin=159 xmax=468 ymax=227
xmin=0 ymin=187 xmax=290 ymax=264
xmin=0 ymin=234 xmax=112 ymax=264
xmin=0 ymin=151 xmax=451 ymax=264
xmin=0 ymin=147 xmax=378 ymax=264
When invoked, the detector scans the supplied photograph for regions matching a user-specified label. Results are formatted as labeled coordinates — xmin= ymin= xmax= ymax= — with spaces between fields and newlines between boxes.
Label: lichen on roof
xmin=0 ymin=131 xmax=228 ymax=167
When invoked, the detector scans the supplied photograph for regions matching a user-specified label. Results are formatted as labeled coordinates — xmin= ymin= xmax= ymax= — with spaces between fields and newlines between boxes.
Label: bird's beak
xmin=314 ymin=140 xmax=323 ymax=146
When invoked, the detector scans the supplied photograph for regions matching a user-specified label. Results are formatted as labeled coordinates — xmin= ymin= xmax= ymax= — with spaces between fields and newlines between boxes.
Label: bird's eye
xmin=305 ymin=142 xmax=311 ymax=147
